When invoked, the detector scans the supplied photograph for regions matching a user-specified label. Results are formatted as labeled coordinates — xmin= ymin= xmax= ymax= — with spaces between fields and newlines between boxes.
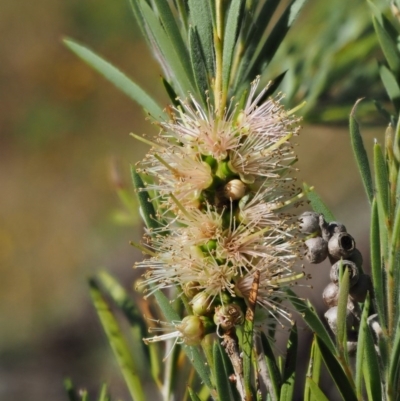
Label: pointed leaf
xmin=98 ymin=384 xmax=110 ymax=401
xmin=131 ymin=167 xmax=160 ymax=231
xmin=222 ymin=0 xmax=243 ymax=91
xmin=303 ymin=183 xmax=335 ymax=222
xmin=188 ymin=388 xmax=202 ymax=401
xmin=213 ymin=342 xmax=235 ymax=401
xmin=374 ymin=143 xmax=390 ymax=231
xmin=260 ymin=332 xmax=281 ymax=400
xmin=140 ymin=1 xmax=196 ymax=96
xmin=316 ymin=337 xmax=357 ymax=401
xmin=357 ymin=296 xmax=382 ymax=401
xmin=287 ymin=289 xmax=336 ymax=355
xmin=370 ymin=198 xmax=386 ymax=326
xmin=89 ymin=279 xmax=146 ymax=401
xmin=379 ymin=64 xmax=400 ymax=112
xmin=152 ymin=0 xmax=193 ymax=81
xmin=286 ymin=289 xmax=336 ymax=354
xmin=349 ymin=100 xmax=374 ymax=204
xmin=389 ymin=319 xmax=400 ymax=398
xmin=306 ymin=378 xmax=329 ymax=401
xmin=189 ymin=27 xmax=210 ymax=100
xmin=336 ymin=267 xmax=350 ymax=358
xmin=279 ymin=325 xmax=298 ymax=401
xmin=188 ymin=0 xmax=215 ymax=76
xmin=246 ymin=0 xmax=308 ymax=79
xmin=63 ymin=39 xmax=164 ymax=118
xmin=373 ymin=16 xmax=400 ymax=75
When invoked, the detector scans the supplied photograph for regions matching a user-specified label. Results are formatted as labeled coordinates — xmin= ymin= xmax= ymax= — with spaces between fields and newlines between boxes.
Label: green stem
xmin=214 ymin=0 xmax=224 ymax=115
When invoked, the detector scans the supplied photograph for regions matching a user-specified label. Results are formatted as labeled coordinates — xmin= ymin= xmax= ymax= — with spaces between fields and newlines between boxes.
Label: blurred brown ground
xmin=0 ymin=0 xmax=381 ymax=400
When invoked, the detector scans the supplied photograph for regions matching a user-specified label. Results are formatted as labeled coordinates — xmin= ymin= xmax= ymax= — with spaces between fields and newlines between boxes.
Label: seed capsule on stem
xmin=305 ymin=237 xmax=328 ymax=263
xmin=328 ymin=232 xmax=356 ymax=260
xmin=330 ymin=259 xmax=359 ymax=287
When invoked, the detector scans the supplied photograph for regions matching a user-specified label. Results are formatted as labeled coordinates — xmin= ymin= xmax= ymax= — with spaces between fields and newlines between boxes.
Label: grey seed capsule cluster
xmin=300 ymin=211 xmax=373 ymax=354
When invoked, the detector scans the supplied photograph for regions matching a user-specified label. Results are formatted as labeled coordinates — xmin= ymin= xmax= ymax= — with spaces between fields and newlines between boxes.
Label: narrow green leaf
xmin=370 ymin=198 xmax=386 ymax=326
xmin=379 ymin=64 xmax=400 ymax=112
xmin=80 ymin=390 xmax=89 ymax=401
xmin=355 ymin=295 xmax=369 ymax=398
xmin=389 ymin=320 xmax=400 ymax=398
xmin=162 ymin=77 xmax=181 ymax=107
xmin=373 ymin=16 xmax=400 ymax=75
xmin=95 ymin=271 xmax=150 ymax=375
xmin=98 ymin=384 xmax=110 ymax=401
xmin=235 ymin=0 xmax=280 ymax=88
xmin=279 ymin=325 xmax=298 ymax=401
xmin=63 ymin=39 xmax=164 ymax=118
xmin=245 ymin=0 xmax=308 ymax=80
xmin=316 ymin=337 xmax=357 ymax=401
xmin=374 ymin=142 xmax=390 ymax=231
xmin=304 ymin=337 xmax=322 ymax=401
xmin=189 ymin=27 xmax=210 ymax=100
xmin=89 ymin=279 xmax=146 ymax=401
xmin=152 ymin=0 xmax=193 ymax=82
xmin=188 ymin=0 xmax=215 ymax=77
xmin=336 ymin=267 xmax=350 ymax=358
xmin=213 ymin=342 xmax=234 ymax=401
xmin=287 ymin=289 xmax=336 ymax=355
xmin=222 ymin=0 xmax=243 ymax=91
xmin=359 ymin=296 xmax=382 ymax=401
xmin=152 ymin=290 xmax=213 ymax=389
xmin=349 ymin=100 xmax=374 ymax=204
xmin=140 ymin=1 xmax=196 ymax=96
xmin=260 ymin=332 xmax=281 ymax=400
xmin=64 ymin=378 xmax=79 ymax=401
xmin=306 ymin=378 xmax=329 ymax=401
xmin=131 ymin=167 xmax=160 ymax=231
xmin=242 ymin=318 xmax=254 ymax=399
xmin=188 ymin=387 xmax=202 ymax=401
xmin=129 ymin=0 xmax=151 ymax=49
xmin=303 ymin=183 xmax=335 ymax=222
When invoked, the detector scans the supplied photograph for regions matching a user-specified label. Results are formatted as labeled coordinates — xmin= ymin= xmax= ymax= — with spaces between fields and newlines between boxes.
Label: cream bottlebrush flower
xmin=137 ymin=77 xmax=300 ymax=209
xmin=137 ymin=197 xmax=303 ymax=308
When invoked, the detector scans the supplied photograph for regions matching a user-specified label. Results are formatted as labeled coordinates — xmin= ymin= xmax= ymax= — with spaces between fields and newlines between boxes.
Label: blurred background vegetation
xmin=0 ymin=0 xmax=391 ymax=399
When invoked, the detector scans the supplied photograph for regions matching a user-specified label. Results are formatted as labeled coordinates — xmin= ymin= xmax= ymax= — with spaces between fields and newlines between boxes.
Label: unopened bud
xmin=328 ymin=232 xmax=355 ymax=260
xmin=191 ymin=292 xmax=212 ymax=316
xmin=305 ymin=237 xmax=328 ymax=264
xmin=330 ymin=259 xmax=359 ymax=287
xmin=214 ymin=303 xmax=244 ymax=331
xmin=177 ymin=315 xmax=213 ymax=346
xmin=299 ymin=211 xmax=321 ymax=235
xmin=224 ymin=179 xmax=247 ymax=200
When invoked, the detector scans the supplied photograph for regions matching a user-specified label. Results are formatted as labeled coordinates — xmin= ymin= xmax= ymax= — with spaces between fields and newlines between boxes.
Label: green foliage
xmin=65 ymin=1 xmax=400 ymax=401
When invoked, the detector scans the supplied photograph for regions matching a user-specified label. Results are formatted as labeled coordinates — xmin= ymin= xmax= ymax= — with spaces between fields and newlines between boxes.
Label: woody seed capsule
xmin=328 ymin=232 xmax=356 ymax=260
xmin=299 ymin=211 xmax=321 ymax=235
xmin=349 ymin=274 xmax=372 ymax=303
xmin=305 ymin=237 xmax=328 ymax=263
xmin=330 ymin=259 xmax=359 ymax=287
xmin=324 ymin=306 xmax=355 ymax=334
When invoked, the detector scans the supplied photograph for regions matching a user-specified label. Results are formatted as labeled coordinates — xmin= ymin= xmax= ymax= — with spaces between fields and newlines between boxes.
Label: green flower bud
xmin=191 ymin=292 xmax=212 ymax=316
xmin=177 ymin=315 xmax=207 ymax=346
